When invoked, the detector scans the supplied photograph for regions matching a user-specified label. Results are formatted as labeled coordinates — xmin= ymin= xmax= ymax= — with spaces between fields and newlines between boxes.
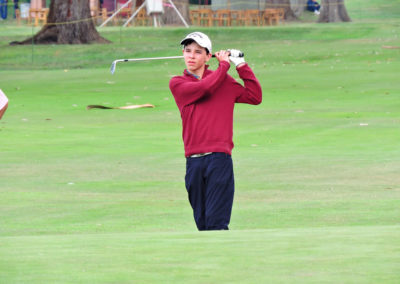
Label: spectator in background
xmin=0 ymin=0 xmax=8 ymax=20
xmin=13 ymin=0 xmax=18 ymax=18
xmin=307 ymin=0 xmax=321 ymax=15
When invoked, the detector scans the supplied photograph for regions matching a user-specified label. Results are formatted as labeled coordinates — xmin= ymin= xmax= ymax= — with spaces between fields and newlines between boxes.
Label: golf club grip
xmin=212 ymin=51 xmax=244 ymax=58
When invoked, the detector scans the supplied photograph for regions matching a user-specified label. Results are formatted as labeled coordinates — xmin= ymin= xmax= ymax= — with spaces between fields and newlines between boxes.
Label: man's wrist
xmin=236 ymin=62 xmax=246 ymax=68
xmin=220 ymin=60 xmax=231 ymax=67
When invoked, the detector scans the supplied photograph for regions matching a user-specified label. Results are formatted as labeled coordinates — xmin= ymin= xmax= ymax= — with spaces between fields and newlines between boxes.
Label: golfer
xmin=169 ymin=32 xmax=262 ymax=231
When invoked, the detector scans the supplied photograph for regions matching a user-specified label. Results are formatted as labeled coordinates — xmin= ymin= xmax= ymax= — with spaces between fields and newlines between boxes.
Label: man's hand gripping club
xmin=214 ymin=49 xmax=246 ymax=68
xmin=214 ymin=50 xmax=231 ymax=64
xmin=228 ymin=49 xmax=246 ymax=67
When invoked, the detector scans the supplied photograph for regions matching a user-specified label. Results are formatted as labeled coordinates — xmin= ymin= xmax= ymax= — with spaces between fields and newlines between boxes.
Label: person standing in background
xmin=13 ymin=0 xmax=18 ymax=18
xmin=0 ymin=0 xmax=8 ymax=20
xmin=307 ymin=0 xmax=321 ymax=15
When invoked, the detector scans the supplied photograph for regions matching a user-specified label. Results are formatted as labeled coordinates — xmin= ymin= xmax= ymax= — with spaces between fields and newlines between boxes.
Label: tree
xmin=11 ymin=0 xmax=110 ymax=45
xmin=289 ymin=0 xmax=307 ymax=18
xmin=265 ymin=0 xmax=298 ymax=20
xmin=318 ymin=0 xmax=351 ymax=23
xmin=162 ymin=0 xmax=190 ymax=25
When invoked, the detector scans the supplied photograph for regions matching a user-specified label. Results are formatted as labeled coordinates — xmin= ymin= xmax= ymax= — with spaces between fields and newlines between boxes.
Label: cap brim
xmin=180 ymin=38 xmax=209 ymax=53
xmin=180 ymin=38 xmax=191 ymax=45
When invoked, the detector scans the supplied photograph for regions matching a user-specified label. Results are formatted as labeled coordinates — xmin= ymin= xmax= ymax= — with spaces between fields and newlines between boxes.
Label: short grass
xmin=0 ymin=3 xmax=400 ymax=283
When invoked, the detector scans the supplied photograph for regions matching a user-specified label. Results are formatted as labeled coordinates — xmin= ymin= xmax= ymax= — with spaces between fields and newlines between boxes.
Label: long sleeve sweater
xmin=169 ymin=61 xmax=262 ymax=157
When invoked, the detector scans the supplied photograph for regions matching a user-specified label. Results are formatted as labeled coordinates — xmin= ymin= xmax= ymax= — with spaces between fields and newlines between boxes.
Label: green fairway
xmin=1 ymin=1 xmax=400 ymax=282
xmin=1 ymin=226 xmax=398 ymax=283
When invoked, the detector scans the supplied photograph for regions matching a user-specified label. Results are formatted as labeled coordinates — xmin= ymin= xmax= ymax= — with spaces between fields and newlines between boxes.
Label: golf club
xmin=110 ymin=50 xmax=244 ymax=74
xmin=87 ymin=104 xmax=155 ymax=110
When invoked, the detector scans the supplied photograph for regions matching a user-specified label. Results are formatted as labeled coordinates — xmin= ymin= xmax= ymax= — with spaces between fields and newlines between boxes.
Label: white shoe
xmin=314 ymin=10 xmax=320 ymax=15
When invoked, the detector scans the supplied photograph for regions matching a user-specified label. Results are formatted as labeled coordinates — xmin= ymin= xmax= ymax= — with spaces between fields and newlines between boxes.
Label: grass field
xmin=1 ymin=1 xmax=400 ymax=283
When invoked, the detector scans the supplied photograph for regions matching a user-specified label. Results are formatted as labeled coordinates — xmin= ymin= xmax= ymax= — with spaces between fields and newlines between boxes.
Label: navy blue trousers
xmin=185 ymin=152 xmax=234 ymax=231
xmin=0 ymin=0 xmax=8 ymax=20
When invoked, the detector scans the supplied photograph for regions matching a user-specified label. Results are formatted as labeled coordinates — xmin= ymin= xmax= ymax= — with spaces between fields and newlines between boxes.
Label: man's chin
xmin=186 ymin=67 xmax=198 ymax=73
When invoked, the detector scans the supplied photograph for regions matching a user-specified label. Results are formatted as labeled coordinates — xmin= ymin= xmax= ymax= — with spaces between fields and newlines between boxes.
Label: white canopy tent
xmin=99 ymin=0 xmax=189 ymax=28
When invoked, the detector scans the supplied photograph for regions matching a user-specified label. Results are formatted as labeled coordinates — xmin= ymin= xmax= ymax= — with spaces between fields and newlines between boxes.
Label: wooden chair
xmin=38 ymin=8 xmax=49 ymax=25
xmin=245 ymin=10 xmax=260 ymax=26
xmin=229 ymin=10 xmax=240 ymax=26
xmin=28 ymin=8 xmax=48 ymax=26
xmin=134 ymin=8 xmax=151 ymax=26
xmin=120 ymin=8 xmax=133 ymax=19
xmin=277 ymin=8 xmax=285 ymax=23
xmin=263 ymin=8 xmax=285 ymax=25
xmin=237 ymin=10 xmax=247 ymax=26
xmin=100 ymin=8 xmax=108 ymax=23
xmin=28 ymin=9 xmax=37 ymax=25
xmin=214 ymin=9 xmax=231 ymax=26
xmin=115 ymin=7 xmax=131 ymax=25
xmin=189 ymin=9 xmax=201 ymax=26
xmin=198 ymin=9 xmax=212 ymax=27
xmin=263 ymin=9 xmax=278 ymax=25
xmin=98 ymin=8 xmax=119 ymax=26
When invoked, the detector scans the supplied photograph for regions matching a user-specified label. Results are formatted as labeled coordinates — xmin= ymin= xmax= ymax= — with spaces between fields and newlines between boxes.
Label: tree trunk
xmin=161 ymin=0 xmax=190 ymax=25
xmin=290 ymin=0 xmax=307 ymax=18
xmin=318 ymin=0 xmax=351 ymax=23
xmin=11 ymin=0 xmax=110 ymax=45
xmin=265 ymin=0 xmax=298 ymax=20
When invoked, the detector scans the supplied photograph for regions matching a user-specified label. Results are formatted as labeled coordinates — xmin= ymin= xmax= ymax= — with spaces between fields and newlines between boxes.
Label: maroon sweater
xmin=169 ymin=61 xmax=262 ymax=157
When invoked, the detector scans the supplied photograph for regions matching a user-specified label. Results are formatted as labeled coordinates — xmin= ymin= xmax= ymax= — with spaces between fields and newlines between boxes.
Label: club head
xmin=110 ymin=61 xmax=117 ymax=75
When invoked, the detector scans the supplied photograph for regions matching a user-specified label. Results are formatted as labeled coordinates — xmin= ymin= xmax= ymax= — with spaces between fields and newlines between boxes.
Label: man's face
xmin=183 ymin=42 xmax=212 ymax=74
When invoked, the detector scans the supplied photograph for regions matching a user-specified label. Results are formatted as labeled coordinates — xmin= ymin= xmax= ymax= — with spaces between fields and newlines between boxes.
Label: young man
xmin=169 ymin=32 xmax=262 ymax=231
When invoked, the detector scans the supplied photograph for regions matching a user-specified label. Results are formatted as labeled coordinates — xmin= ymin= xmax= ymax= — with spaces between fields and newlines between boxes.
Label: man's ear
xmin=205 ymin=52 xmax=212 ymax=63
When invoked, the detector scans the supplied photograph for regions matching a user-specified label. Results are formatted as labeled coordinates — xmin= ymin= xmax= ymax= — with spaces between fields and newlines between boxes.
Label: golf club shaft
xmin=115 ymin=51 xmax=243 ymax=62
xmin=116 ymin=56 xmax=184 ymax=63
xmin=110 ymin=51 xmax=244 ymax=74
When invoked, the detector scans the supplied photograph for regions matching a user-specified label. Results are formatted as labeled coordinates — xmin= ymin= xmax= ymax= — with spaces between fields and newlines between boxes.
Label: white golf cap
xmin=180 ymin=32 xmax=212 ymax=54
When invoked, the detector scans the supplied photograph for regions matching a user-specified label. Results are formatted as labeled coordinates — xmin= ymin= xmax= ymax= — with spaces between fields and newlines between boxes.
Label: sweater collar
xmin=184 ymin=65 xmax=210 ymax=80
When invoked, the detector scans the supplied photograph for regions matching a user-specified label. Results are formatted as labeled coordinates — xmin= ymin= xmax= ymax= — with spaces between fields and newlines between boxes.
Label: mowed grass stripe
xmin=0 ymin=225 xmax=399 ymax=283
